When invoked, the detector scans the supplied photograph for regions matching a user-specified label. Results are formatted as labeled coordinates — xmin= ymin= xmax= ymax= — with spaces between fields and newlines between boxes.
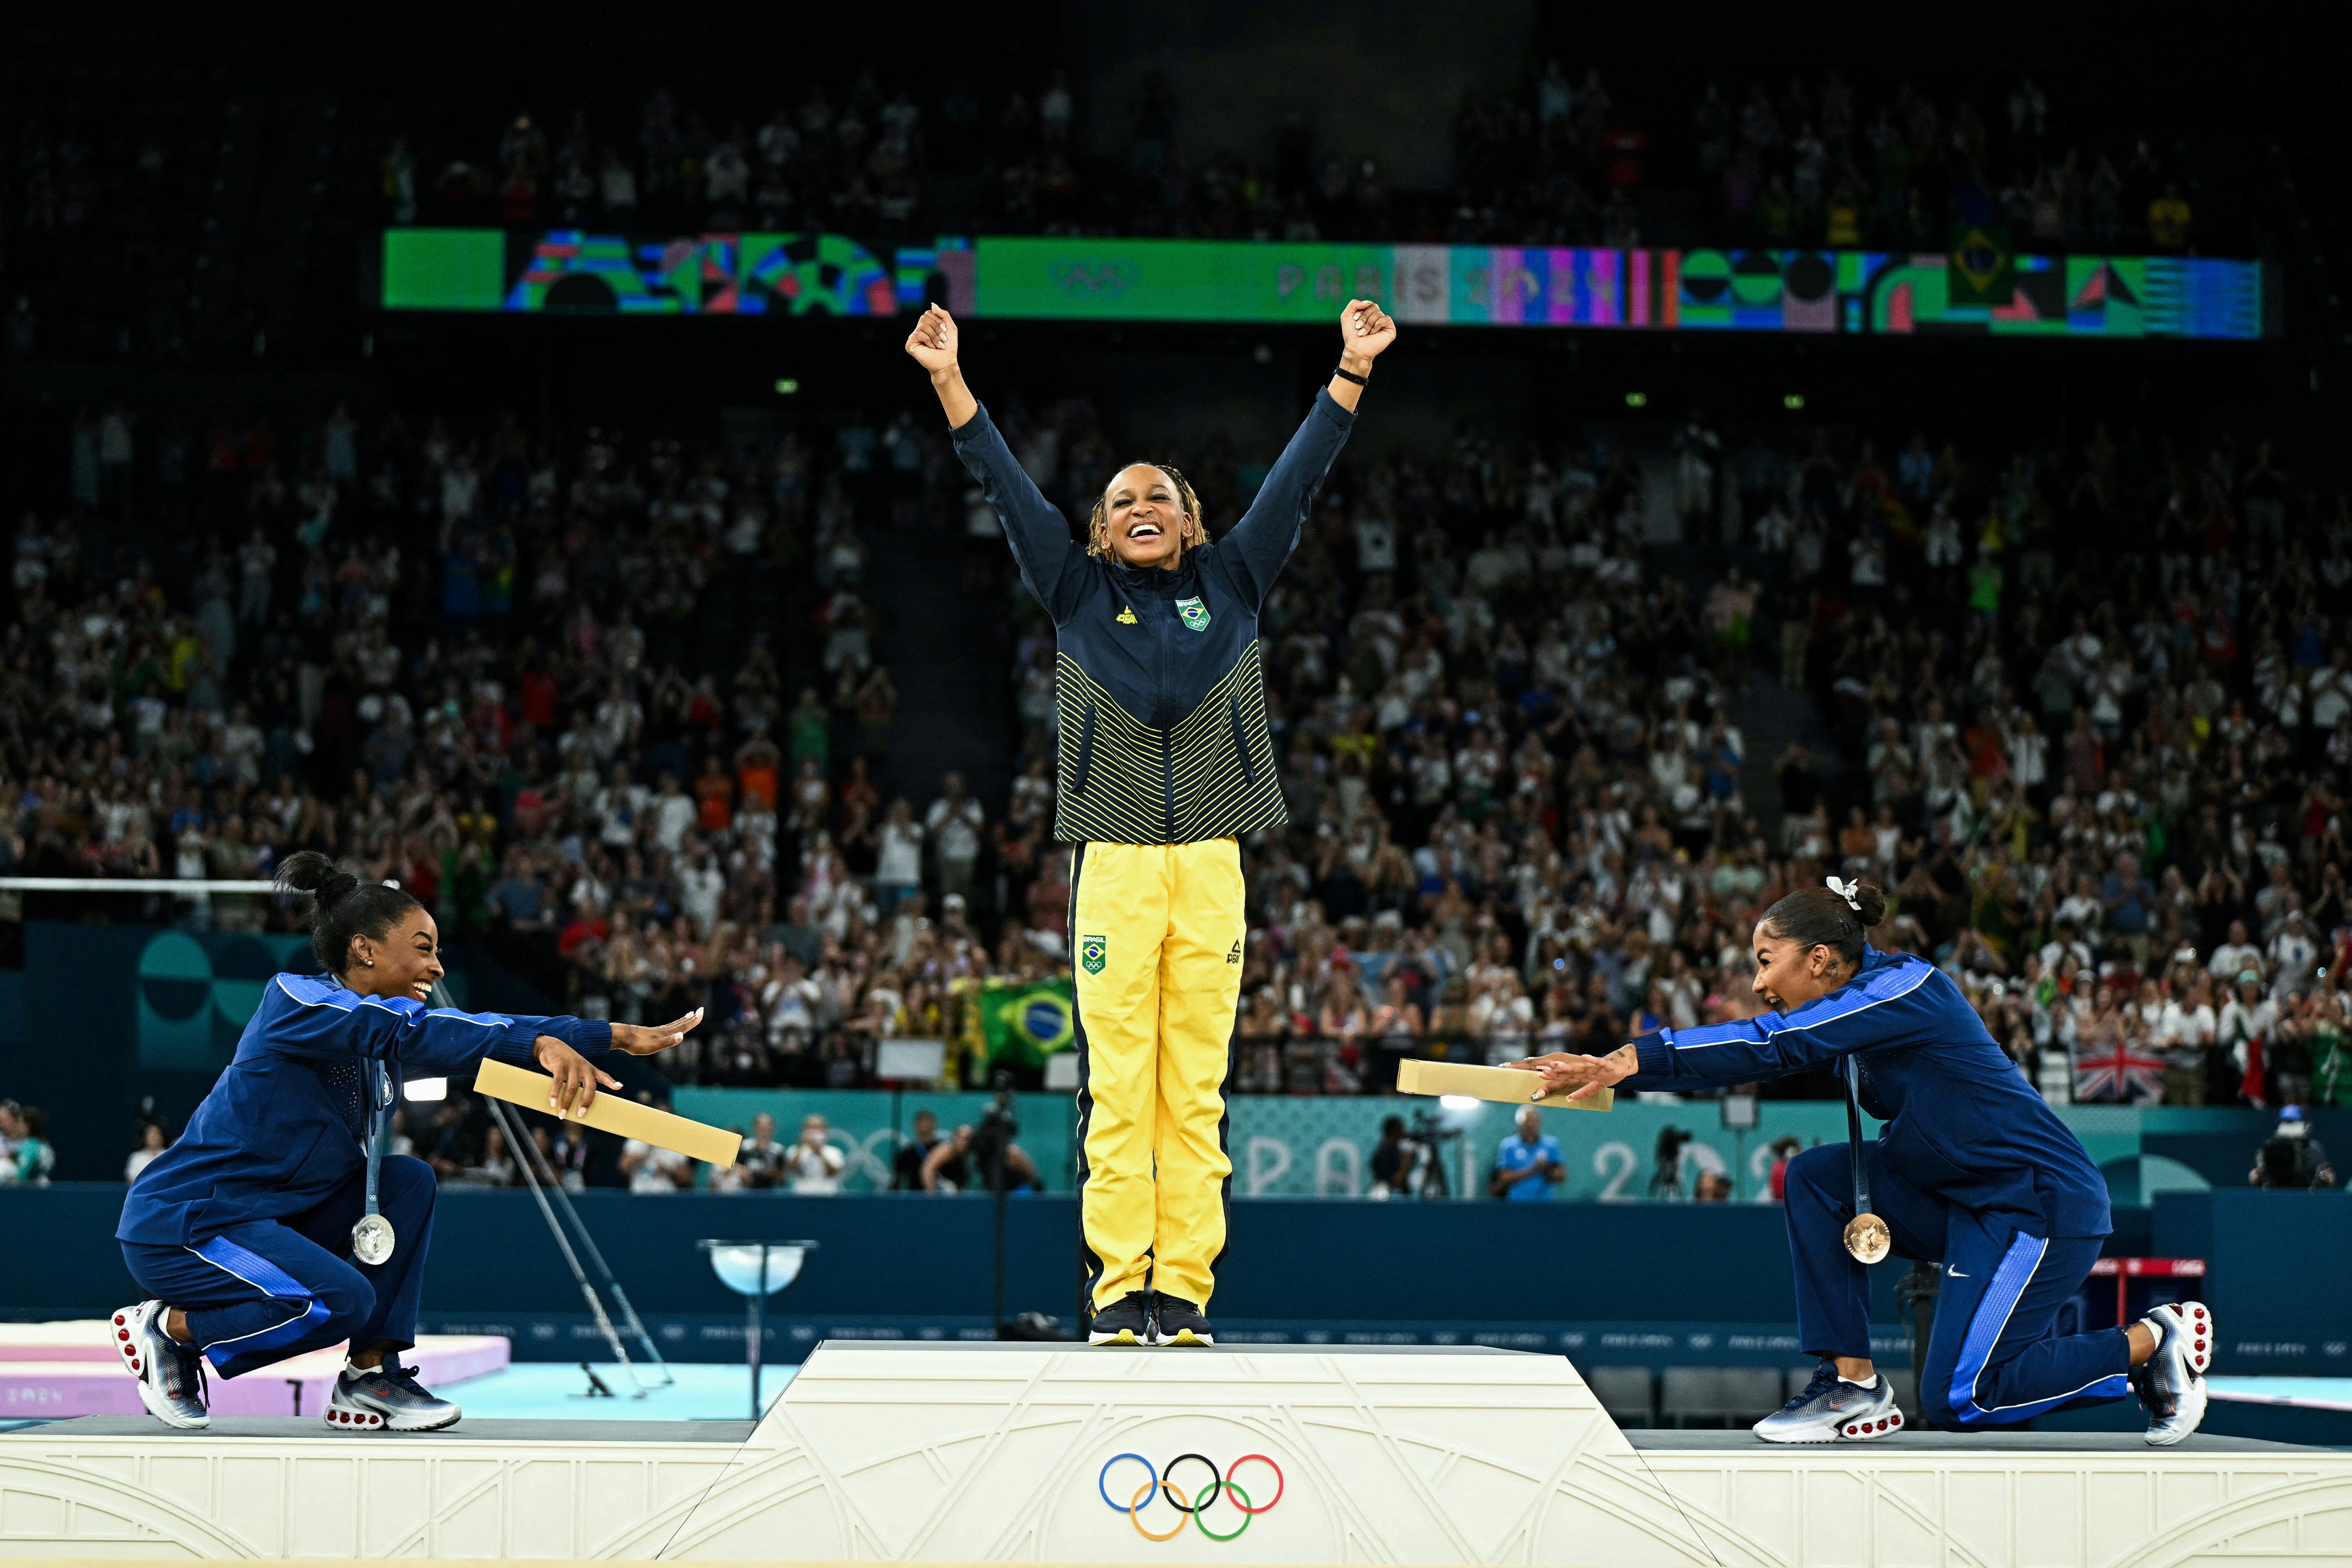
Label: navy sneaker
xmin=1088 ymin=1290 xmax=1152 ymax=1346
xmin=325 ymin=1358 xmax=461 ymax=1432
xmin=1149 ymin=1292 xmax=1215 ymax=1346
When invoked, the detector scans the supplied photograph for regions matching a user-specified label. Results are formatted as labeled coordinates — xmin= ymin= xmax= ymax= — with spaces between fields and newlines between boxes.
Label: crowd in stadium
xmin=383 ymin=65 xmax=2207 ymax=253
xmin=6 ymin=371 xmax=2349 ymax=1118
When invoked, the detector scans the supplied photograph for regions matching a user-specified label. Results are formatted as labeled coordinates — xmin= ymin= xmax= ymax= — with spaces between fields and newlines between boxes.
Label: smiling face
xmin=1100 ymin=463 xmax=1188 ymax=570
xmin=1749 ymin=918 xmax=1842 ymax=1012
xmin=350 ymin=906 xmax=445 ymax=1003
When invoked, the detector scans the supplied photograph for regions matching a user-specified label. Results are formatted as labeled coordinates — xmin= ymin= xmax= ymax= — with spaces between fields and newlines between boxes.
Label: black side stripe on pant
xmin=1068 ymin=841 xmax=1104 ymax=1320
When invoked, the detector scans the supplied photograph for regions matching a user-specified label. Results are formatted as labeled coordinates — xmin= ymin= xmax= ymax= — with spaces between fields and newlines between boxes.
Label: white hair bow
xmin=1825 ymin=875 xmax=1862 ymax=912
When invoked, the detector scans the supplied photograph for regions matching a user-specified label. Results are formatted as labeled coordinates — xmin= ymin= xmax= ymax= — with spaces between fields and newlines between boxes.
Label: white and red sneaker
xmin=2136 ymin=1301 xmax=2213 ymax=1446
xmin=324 ymin=1358 xmax=461 ymax=1432
xmin=111 ymin=1300 xmax=208 ymax=1430
xmin=1753 ymin=1361 xmax=1905 ymax=1443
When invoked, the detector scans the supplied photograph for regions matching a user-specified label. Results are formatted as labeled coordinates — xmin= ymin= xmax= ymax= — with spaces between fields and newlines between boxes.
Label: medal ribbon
xmin=1843 ymin=1054 xmax=1874 ymax=1217
xmin=364 ymin=1062 xmax=389 ymax=1228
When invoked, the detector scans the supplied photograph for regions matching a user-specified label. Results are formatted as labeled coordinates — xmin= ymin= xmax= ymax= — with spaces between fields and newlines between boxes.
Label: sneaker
xmin=2135 ymin=1301 xmax=2213 ymax=1446
xmin=1087 ymin=1290 xmax=1152 ymax=1347
xmin=112 ymin=1300 xmax=208 ymax=1430
xmin=1752 ymin=1361 xmax=1904 ymax=1443
xmin=1149 ymin=1293 xmax=1215 ymax=1346
xmin=325 ymin=1358 xmax=461 ymax=1432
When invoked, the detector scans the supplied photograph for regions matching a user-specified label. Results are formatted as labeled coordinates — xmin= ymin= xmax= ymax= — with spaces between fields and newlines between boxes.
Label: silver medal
xmin=351 ymin=1212 xmax=396 ymax=1266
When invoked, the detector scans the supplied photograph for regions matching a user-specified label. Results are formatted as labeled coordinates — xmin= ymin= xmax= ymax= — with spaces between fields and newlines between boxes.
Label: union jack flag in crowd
xmin=2073 ymin=1041 xmax=2169 ymax=1103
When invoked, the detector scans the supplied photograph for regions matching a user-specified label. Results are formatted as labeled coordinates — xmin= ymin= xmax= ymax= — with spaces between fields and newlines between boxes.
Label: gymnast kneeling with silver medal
xmin=112 ymin=852 xmax=699 ymax=1431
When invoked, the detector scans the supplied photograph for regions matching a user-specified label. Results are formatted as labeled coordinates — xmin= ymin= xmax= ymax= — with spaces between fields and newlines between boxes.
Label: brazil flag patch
xmin=1176 ymin=596 xmax=1211 ymax=631
xmin=1079 ymin=934 xmax=1107 ymax=975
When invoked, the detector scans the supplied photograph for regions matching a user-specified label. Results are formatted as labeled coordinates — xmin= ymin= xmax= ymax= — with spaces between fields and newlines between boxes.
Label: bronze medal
xmin=1843 ymin=1211 xmax=1892 ymax=1264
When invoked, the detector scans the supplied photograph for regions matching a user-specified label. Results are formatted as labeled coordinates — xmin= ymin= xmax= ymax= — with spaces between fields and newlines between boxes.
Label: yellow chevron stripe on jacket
xmin=1054 ymin=641 xmax=1287 ymax=845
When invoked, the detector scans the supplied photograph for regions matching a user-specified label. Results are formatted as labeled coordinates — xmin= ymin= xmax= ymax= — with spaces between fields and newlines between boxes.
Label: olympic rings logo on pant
xmin=1098 ymin=1452 xmax=1284 ymax=1541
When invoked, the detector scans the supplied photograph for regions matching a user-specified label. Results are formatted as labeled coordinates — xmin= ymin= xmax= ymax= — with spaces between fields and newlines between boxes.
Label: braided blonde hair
xmin=1088 ymin=463 xmax=1209 ymax=559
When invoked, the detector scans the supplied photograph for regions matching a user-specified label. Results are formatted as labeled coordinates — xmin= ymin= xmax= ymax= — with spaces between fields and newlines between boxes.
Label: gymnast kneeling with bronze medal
xmin=112 ymin=852 xmax=700 ymax=1431
xmin=1511 ymin=877 xmax=2215 ymax=1445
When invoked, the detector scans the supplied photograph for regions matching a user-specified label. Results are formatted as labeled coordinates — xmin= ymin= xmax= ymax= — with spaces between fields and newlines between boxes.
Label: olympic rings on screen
xmin=1098 ymin=1452 xmax=1287 ymax=1541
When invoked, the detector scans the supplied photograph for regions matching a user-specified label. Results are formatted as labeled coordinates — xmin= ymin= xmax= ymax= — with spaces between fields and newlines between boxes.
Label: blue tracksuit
xmin=1624 ymin=947 xmax=2133 ymax=1429
xmin=117 ymin=974 xmax=609 ymax=1377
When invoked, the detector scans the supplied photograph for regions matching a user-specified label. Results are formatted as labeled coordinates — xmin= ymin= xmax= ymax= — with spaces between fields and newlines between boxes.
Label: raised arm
xmin=905 ymin=304 xmax=1088 ymax=622
xmin=1219 ymin=299 xmax=1397 ymax=606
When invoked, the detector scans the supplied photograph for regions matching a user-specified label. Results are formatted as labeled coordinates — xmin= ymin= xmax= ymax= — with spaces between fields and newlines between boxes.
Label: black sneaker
xmin=1088 ymin=1290 xmax=1152 ymax=1346
xmin=1150 ymin=1292 xmax=1215 ymax=1346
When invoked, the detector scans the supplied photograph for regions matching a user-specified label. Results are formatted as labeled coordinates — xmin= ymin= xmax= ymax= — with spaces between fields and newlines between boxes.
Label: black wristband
xmin=1332 ymin=363 xmax=1369 ymax=386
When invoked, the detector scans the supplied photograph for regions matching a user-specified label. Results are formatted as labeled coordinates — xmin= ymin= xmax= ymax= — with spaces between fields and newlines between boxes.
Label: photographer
xmin=1650 ymin=1125 xmax=1695 ymax=1199
xmin=923 ymin=1095 xmax=1043 ymax=1194
xmin=1490 ymin=1107 xmax=1564 ymax=1202
xmin=2250 ymin=1105 xmax=2337 ymax=1190
xmin=1369 ymin=1115 xmax=1421 ymax=1199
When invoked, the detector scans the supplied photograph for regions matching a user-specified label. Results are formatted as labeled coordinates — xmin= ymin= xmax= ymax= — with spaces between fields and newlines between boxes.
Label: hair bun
xmin=273 ymin=849 xmax=360 ymax=911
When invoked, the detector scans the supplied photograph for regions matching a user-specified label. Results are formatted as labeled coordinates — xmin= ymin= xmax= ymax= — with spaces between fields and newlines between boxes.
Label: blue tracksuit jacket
xmin=1623 ymin=947 xmax=2111 ymax=1238
xmin=952 ymin=389 xmax=1353 ymax=845
xmin=117 ymin=974 xmax=611 ymax=1247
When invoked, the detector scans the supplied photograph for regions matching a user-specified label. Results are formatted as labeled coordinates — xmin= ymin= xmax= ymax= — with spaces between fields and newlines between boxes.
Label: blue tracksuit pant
xmin=120 ymin=1155 xmax=437 ymax=1379
xmin=1784 ymin=1144 xmax=2132 ymax=1429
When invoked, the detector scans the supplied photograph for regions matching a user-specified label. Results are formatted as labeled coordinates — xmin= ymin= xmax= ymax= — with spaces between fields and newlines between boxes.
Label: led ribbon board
xmin=383 ymin=231 xmax=2266 ymax=339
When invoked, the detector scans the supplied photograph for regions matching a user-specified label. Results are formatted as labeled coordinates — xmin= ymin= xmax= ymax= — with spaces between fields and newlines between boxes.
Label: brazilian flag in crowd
xmin=977 ymin=978 xmax=1076 ymax=1067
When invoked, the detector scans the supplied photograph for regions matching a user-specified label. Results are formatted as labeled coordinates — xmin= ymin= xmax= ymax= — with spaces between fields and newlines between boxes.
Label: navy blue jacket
xmin=118 ymin=975 xmax=611 ymax=1246
xmin=1624 ymin=948 xmax=2111 ymax=1238
xmin=953 ymin=390 xmax=1355 ymax=844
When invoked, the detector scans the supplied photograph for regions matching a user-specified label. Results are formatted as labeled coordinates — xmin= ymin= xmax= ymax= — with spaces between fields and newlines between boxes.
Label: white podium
xmin=4 ymin=1341 xmax=2350 ymax=1564
xmin=659 ymin=1342 xmax=2352 ymax=1566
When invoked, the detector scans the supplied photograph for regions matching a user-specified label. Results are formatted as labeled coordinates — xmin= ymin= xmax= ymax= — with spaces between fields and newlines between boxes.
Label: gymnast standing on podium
xmin=112 ymin=852 xmax=700 ymax=1432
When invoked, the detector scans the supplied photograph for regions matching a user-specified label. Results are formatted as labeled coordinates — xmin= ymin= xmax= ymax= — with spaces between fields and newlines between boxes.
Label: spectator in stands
xmin=621 ymin=1092 xmax=697 ymax=1192
xmin=737 ymin=1110 xmax=787 ymax=1190
xmin=925 ymin=773 xmax=984 ymax=908
xmin=784 ymin=1112 xmax=846 ymax=1192
xmin=125 ymin=1121 xmax=169 ymax=1183
xmin=892 ymin=1108 xmax=944 ymax=1190
xmin=1490 ymin=1107 xmax=1564 ymax=1201
xmin=0 ymin=1102 xmax=53 ymax=1185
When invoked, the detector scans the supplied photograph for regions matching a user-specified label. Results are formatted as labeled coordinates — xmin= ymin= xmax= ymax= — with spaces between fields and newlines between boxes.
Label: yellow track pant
xmin=1069 ymin=838 xmax=1245 ymax=1313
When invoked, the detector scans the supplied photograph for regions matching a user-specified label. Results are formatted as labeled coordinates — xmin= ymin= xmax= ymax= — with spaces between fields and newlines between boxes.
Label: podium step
xmin=4 ymin=1340 xmax=2349 ymax=1563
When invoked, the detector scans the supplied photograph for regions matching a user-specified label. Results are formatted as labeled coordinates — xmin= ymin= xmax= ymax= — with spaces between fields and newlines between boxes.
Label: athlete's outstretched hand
xmin=1339 ymin=298 xmax=1398 ymax=361
xmin=905 ymin=304 xmax=959 ymax=374
xmin=532 ymin=1008 xmax=702 ymax=1114
xmin=1503 ymin=1045 xmax=1637 ymax=1102
xmin=613 ymin=1008 xmax=704 ymax=1057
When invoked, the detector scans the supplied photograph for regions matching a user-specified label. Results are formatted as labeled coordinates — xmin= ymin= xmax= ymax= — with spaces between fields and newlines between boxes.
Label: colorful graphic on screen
xmin=382 ymin=229 xmax=897 ymax=315
xmin=970 ymin=239 xmax=2266 ymax=340
xmin=381 ymin=231 xmax=2266 ymax=340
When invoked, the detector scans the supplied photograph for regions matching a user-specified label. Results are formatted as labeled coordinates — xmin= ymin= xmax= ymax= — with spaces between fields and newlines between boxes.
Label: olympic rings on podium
xmin=1098 ymin=1452 xmax=1287 ymax=1541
